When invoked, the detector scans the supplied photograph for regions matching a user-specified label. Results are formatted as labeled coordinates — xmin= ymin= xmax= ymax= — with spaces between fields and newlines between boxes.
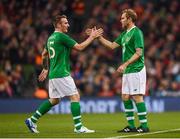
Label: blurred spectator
xmin=71 ymin=0 xmax=85 ymax=33
xmin=0 ymin=0 xmax=179 ymax=98
xmin=0 ymin=71 xmax=12 ymax=98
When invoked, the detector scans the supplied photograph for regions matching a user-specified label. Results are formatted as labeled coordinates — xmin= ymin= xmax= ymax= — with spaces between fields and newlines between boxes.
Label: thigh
xmin=128 ymin=67 xmax=146 ymax=95
xmin=49 ymin=76 xmax=78 ymax=98
xmin=122 ymin=74 xmax=130 ymax=94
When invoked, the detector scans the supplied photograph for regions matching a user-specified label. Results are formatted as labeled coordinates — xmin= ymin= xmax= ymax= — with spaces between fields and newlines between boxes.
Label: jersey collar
xmin=54 ymin=31 xmax=62 ymax=33
xmin=127 ymin=26 xmax=136 ymax=33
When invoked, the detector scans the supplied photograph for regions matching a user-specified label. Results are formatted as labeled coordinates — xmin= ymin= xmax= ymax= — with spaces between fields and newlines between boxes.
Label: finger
xmin=38 ymin=75 xmax=43 ymax=82
xmin=97 ymin=29 xmax=103 ymax=34
xmin=92 ymin=28 xmax=95 ymax=32
xmin=97 ymin=33 xmax=103 ymax=37
xmin=39 ymin=76 xmax=45 ymax=82
xmin=39 ymin=73 xmax=44 ymax=81
xmin=97 ymin=31 xmax=103 ymax=36
xmin=38 ymin=72 xmax=45 ymax=81
xmin=117 ymin=69 xmax=120 ymax=73
xmin=85 ymin=28 xmax=92 ymax=35
xmin=117 ymin=67 xmax=122 ymax=73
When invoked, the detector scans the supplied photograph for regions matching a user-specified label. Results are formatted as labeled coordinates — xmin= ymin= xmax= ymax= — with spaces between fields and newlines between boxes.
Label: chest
xmin=121 ymin=31 xmax=134 ymax=48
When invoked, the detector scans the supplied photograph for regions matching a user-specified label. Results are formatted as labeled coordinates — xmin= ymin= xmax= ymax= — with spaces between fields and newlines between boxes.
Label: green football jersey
xmin=45 ymin=32 xmax=77 ymax=79
xmin=115 ymin=26 xmax=144 ymax=74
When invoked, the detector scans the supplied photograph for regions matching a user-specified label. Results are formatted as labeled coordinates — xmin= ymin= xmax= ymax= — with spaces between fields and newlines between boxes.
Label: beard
xmin=122 ymin=24 xmax=128 ymax=30
xmin=122 ymin=22 xmax=130 ymax=30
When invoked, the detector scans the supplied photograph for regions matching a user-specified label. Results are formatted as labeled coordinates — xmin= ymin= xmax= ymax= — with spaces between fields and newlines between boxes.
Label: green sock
xmin=123 ymin=99 xmax=135 ymax=128
xmin=30 ymin=100 xmax=53 ymax=123
xmin=71 ymin=102 xmax=82 ymax=130
xmin=136 ymin=102 xmax=148 ymax=128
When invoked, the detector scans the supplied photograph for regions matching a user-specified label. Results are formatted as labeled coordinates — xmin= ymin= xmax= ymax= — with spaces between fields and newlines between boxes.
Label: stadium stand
xmin=0 ymin=0 xmax=179 ymax=98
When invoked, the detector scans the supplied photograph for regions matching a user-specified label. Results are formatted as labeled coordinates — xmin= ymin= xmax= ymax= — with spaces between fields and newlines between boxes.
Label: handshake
xmin=85 ymin=27 xmax=103 ymax=40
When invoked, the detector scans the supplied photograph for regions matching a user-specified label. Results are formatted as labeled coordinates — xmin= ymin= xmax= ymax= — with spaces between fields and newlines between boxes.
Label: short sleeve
xmin=61 ymin=33 xmax=77 ymax=48
xmin=114 ymin=34 xmax=123 ymax=46
xmin=134 ymin=30 xmax=144 ymax=49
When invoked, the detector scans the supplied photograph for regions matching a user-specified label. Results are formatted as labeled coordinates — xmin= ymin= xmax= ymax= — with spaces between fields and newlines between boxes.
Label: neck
xmin=127 ymin=22 xmax=135 ymax=31
xmin=55 ymin=28 xmax=62 ymax=32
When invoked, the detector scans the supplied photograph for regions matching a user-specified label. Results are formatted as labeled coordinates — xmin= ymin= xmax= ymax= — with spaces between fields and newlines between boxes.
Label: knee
xmin=70 ymin=93 xmax=80 ymax=102
xmin=121 ymin=94 xmax=130 ymax=101
xmin=49 ymin=98 xmax=59 ymax=105
xmin=132 ymin=95 xmax=143 ymax=103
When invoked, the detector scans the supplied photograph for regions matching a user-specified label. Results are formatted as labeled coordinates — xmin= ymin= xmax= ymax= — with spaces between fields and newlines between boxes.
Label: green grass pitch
xmin=0 ymin=112 xmax=180 ymax=138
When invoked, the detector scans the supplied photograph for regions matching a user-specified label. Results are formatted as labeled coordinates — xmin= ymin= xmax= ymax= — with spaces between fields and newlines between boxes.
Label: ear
xmin=57 ymin=22 xmax=61 ymax=28
xmin=128 ymin=17 xmax=132 ymax=22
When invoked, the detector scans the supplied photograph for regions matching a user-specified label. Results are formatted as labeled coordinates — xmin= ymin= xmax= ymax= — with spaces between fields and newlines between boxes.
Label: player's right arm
xmin=98 ymin=36 xmax=120 ymax=50
xmin=74 ymin=28 xmax=103 ymax=51
xmin=85 ymin=28 xmax=120 ymax=49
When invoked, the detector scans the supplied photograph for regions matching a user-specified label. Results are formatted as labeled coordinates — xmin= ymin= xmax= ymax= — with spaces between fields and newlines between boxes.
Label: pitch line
xmin=107 ymin=128 xmax=180 ymax=138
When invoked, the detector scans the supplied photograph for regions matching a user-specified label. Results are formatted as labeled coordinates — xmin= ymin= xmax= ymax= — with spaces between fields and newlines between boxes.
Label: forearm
xmin=99 ymin=36 xmax=114 ymax=49
xmin=123 ymin=48 xmax=142 ymax=66
xmin=42 ymin=56 xmax=49 ymax=70
xmin=77 ymin=36 xmax=94 ymax=51
xmin=42 ymin=49 xmax=49 ymax=70
xmin=124 ymin=53 xmax=141 ymax=67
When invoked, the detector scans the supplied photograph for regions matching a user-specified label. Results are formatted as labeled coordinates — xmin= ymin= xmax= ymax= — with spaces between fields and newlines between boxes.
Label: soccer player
xmin=91 ymin=9 xmax=149 ymax=133
xmin=25 ymin=15 xmax=102 ymax=133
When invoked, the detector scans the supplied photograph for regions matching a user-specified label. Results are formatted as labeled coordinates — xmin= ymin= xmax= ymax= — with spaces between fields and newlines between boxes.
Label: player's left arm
xmin=117 ymin=48 xmax=142 ymax=73
xmin=117 ymin=29 xmax=144 ymax=73
xmin=38 ymin=48 xmax=49 ymax=82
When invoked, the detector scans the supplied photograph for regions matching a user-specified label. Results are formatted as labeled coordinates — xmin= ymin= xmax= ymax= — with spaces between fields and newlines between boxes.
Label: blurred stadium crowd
xmin=0 ymin=0 xmax=179 ymax=98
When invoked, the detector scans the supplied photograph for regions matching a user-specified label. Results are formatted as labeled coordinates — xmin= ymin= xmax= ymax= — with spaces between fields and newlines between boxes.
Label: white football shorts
xmin=49 ymin=76 xmax=78 ymax=98
xmin=122 ymin=66 xmax=146 ymax=95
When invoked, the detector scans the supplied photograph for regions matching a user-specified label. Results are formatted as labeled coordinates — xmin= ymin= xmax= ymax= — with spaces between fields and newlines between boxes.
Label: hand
xmin=86 ymin=27 xmax=103 ymax=38
xmin=85 ymin=28 xmax=92 ymax=36
xmin=38 ymin=69 xmax=48 ymax=82
xmin=117 ymin=63 xmax=128 ymax=73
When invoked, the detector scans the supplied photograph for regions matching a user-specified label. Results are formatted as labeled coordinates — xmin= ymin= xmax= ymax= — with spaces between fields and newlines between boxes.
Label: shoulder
xmin=117 ymin=31 xmax=126 ymax=39
xmin=60 ymin=33 xmax=73 ymax=40
xmin=59 ymin=32 xmax=69 ymax=37
xmin=133 ymin=27 xmax=143 ymax=38
xmin=134 ymin=27 xmax=143 ymax=34
xmin=121 ymin=31 xmax=127 ymax=36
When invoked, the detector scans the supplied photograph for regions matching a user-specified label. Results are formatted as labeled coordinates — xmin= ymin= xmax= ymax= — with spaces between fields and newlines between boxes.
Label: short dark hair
xmin=122 ymin=9 xmax=137 ymax=22
xmin=52 ymin=15 xmax=67 ymax=28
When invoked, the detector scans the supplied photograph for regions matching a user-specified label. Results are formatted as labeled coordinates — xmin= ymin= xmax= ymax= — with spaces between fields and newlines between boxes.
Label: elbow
xmin=136 ymin=52 xmax=142 ymax=57
xmin=136 ymin=49 xmax=143 ymax=57
xmin=110 ymin=42 xmax=117 ymax=50
xmin=110 ymin=44 xmax=115 ymax=50
xmin=110 ymin=46 xmax=114 ymax=50
xmin=74 ymin=44 xmax=83 ymax=51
